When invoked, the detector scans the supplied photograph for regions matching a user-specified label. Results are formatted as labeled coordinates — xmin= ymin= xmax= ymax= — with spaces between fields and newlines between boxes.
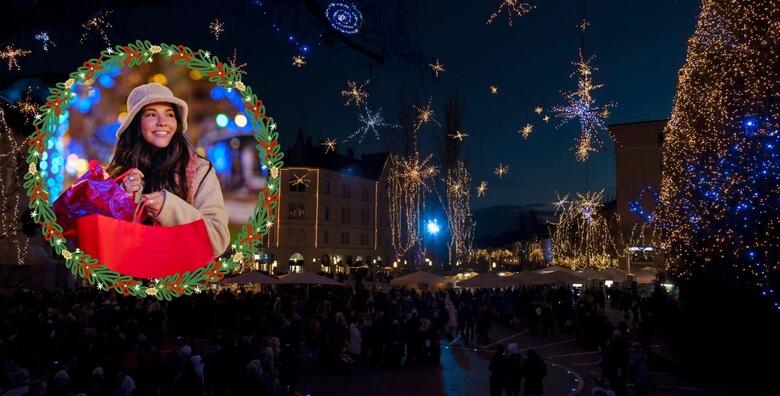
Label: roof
xmin=284 ymin=130 xmax=389 ymax=181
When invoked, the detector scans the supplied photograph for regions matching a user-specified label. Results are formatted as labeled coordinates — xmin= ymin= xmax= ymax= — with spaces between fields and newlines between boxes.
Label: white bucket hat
xmin=115 ymin=82 xmax=188 ymax=137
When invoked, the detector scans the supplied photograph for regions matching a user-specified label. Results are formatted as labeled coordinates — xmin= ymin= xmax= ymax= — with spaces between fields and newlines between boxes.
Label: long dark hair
xmin=107 ymin=105 xmax=192 ymax=200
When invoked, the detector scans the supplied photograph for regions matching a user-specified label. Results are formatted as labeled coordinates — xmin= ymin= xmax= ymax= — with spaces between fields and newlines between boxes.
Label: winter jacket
xmin=156 ymin=156 xmax=230 ymax=257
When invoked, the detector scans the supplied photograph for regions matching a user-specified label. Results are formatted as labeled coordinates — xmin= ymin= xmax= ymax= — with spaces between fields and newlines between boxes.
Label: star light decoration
xmin=400 ymin=153 xmax=439 ymax=191
xmin=494 ymin=163 xmax=509 ymax=178
xmin=292 ymin=55 xmax=307 ymax=68
xmin=341 ymin=80 xmax=369 ymax=106
xmin=553 ymin=50 xmax=616 ymax=161
xmin=477 ymin=181 xmax=488 ymax=197
xmin=290 ymin=173 xmax=311 ymax=188
xmin=321 ymin=138 xmax=337 ymax=153
xmin=449 ymin=130 xmax=469 ymax=141
xmin=35 ymin=32 xmax=55 ymax=52
xmin=12 ymin=87 xmax=39 ymax=122
xmin=489 ymin=85 xmax=499 ymax=95
xmin=80 ymin=10 xmax=113 ymax=46
xmin=209 ymin=19 xmax=225 ymax=40
xmin=486 ymin=0 xmax=536 ymax=28
xmin=343 ymin=106 xmax=399 ymax=143
xmin=0 ymin=45 xmax=31 ymax=71
xmin=429 ymin=59 xmax=445 ymax=78
xmin=519 ymin=123 xmax=533 ymax=139
xmin=534 ymin=106 xmax=543 ymax=114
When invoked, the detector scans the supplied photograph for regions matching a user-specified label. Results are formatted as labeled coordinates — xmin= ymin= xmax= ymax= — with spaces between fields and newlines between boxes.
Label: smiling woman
xmin=105 ymin=83 xmax=230 ymax=257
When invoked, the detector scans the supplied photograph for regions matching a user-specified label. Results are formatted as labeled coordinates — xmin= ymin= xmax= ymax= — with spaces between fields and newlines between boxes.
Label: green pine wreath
xmin=23 ymin=40 xmax=284 ymax=300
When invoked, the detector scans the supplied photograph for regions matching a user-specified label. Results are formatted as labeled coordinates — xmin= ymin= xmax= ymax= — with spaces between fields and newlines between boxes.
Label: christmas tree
xmin=659 ymin=0 xmax=779 ymax=308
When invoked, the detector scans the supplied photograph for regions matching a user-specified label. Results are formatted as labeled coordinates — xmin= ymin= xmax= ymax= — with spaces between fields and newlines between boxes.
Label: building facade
xmin=263 ymin=133 xmax=393 ymax=274
xmin=609 ymin=119 xmax=666 ymax=268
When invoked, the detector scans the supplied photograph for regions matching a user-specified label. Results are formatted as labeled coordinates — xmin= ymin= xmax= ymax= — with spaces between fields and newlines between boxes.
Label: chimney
xmin=347 ymin=149 xmax=354 ymax=159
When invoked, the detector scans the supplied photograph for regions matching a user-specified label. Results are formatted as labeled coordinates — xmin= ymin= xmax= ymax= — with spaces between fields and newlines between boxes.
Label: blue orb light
xmin=326 ymin=2 xmax=363 ymax=35
xmin=426 ymin=219 xmax=441 ymax=235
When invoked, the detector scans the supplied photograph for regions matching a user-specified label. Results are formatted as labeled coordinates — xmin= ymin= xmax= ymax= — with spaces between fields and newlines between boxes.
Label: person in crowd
xmin=522 ymin=349 xmax=547 ymax=396
xmin=505 ymin=343 xmax=523 ymax=396
xmin=489 ymin=344 xmax=508 ymax=396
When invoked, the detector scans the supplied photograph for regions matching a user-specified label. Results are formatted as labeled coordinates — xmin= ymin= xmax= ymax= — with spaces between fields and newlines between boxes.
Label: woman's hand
xmin=122 ymin=168 xmax=144 ymax=194
xmin=143 ymin=191 xmax=166 ymax=218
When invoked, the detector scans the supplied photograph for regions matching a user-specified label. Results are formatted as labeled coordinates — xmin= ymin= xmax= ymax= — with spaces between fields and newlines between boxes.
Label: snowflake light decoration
xmin=80 ymin=10 xmax=113 ymax=46
xmin=341 ymin=80 xmax=369 ymax=106
xmin=534 ymin=106 xmax=544 ymax=114
xmin=343 ymin=106 xmax=399 ymax=143
xmin=209 ymin=19 xmax=225 ymax=40
xmin=326 ymin=2 xmax=363 ymax=35
xmin=489 ymin=85 xmax=499 ymax=94
xmin=292 ymin=55 xmax=307 ymax=68
xmin=449 ymin=130 xmax=469 ymax=141
xmin=322 ymin=138 xmax=337 ymax=153
xmin=0 ymin=45 xmax=31 ymax=71
xmin=290 ymin=173 xmax=311 ymax=188
xmin=477 ymin=181 xmax=488 ymax=197
xmin=553 ymin=50 xmax=616 ymax=161
xmin=486 ymin=1 xmax=535 ymax=28
xmin=229 ymin=49 xmax=247 ymax=75
xmin=429 ymin=59 xmax=445 ymax=78
xmin=494 ymin=163 xmax=509 ymax=178
xmin=519 ymin=123 xmax=533 ymax=139
xmin=35 ymin=32 xmax=55 ymax=52
xmin=413 ymin=98 xmax=440 ymax=130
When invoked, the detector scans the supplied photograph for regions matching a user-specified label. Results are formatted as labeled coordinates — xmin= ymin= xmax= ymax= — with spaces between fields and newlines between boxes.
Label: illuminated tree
xmin=657 ymin=0 xmax=779 ymax=308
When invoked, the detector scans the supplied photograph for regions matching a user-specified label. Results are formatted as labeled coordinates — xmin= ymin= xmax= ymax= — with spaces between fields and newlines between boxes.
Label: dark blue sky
xmin=2 ymin=0 xmax=701 ymax=209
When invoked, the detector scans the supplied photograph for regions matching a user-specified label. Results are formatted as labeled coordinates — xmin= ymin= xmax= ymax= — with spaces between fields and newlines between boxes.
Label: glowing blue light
xmin=207 ymin=141 xmax=231 ymax=174
xmin=426 ymin=219 xmax=441 ymax=235
xmin=326 ymin=2 xmax=363 ymax=35
xmin=301 ymin=46 xmax=310 ymax=53
xmin=98 ymin=74 xmax=114 ymax=88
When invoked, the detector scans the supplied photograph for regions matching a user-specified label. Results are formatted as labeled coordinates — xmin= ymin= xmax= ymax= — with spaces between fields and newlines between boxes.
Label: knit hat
xmin=115 ymin=83 xmax=188 ymax=137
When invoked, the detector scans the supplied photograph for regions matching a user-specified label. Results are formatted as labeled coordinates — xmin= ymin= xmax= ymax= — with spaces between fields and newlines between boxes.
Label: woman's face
xmin=140 ymin=103 xmax=178 ymax=150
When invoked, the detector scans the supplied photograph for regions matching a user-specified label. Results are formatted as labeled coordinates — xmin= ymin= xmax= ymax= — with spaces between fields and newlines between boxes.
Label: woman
xmin=107 ymin=82 xmax=229 ymax=257
xmin=488 ymin=344 xmax=508 ymax=396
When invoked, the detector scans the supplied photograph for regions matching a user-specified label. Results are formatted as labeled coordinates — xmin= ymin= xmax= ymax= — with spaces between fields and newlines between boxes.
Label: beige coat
xmin=155 ymin=157 xmax=230 ymax=257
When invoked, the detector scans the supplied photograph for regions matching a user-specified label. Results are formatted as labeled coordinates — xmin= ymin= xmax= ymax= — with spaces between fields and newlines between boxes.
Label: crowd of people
xmin=0 ymin=278 xmax=676 ymax=396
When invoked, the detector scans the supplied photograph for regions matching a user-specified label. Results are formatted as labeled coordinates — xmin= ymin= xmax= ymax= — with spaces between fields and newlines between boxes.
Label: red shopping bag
xmin=76 ymin=214 xmax=215 ymax=279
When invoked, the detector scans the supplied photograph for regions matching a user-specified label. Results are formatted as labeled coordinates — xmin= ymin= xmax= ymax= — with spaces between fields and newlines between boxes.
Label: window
xmin=360 ymin=210 xmax=370 ymax=226
xmin=289 ymin=177 xmax=306 ymax=192
xmin=326 ymin=180 xmax=331 ymax=194
xmin=288 ymin=203 xmax=305 ymax=219
xmin=341 ymin=208 xmax=350 ymax=223
xmin=340 ymin=232 xmax=350 ymax=244
xmin=360 ymin=233 xmax=369 ymax=246
xmin=342 ymin=184 xmax=351 ymax=198
xmin=324 ymin=207 xmax=330 ymax=221
xmin=362 ymin=188 xmax=370 ymax=202
xmin=324 ymin=230 xmax=329 ymax=244
xmin=289 ymin=253 xmax=304 ymax=273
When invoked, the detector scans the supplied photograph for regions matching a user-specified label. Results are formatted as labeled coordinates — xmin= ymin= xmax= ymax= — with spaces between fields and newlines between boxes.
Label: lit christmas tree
xmin=658 ymin=0 xmax=779 ymax=309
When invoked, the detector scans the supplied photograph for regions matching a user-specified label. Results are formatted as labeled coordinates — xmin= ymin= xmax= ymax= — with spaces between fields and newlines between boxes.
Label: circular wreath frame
xmin=24 ymin=40 xmax=284 ymax=300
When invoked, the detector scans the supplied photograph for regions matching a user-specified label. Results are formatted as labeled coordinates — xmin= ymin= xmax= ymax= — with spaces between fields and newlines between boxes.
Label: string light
xmin=341 ymin=80 xmax=369 ymax=106
xmin=292 ymin=55 xmax=306 ymax=68
xmin=486 ymin=0 xmax=535 ymax=28
xmin=209 ymin=18 xmax=225 ymax=40
xmin=326 ymin=2 xmax=363 ymax=35
xmin=0 ymin=108 xmax=30 ymax=265
xmin=477 ymin=181 xmax=488 ymax=197
xmin=439 ymin=162 xmax=475 ymax=267
xmin=577 ymin=18 xmax=591 ymax=32
xmin=429 ymin=59 xmax=445 ymax=78
xmin=0 ymin=45 xmax=31 ymax=71
xmin=494 ymin=163 xmax=509 ymax=178
xmin=321 ymin=138 xmax=337 ymax=153
xmin=553 ymin=50 xmax=616 ymax=161
xmin=519 ymin=123 xmax=533 ymax=139
xmin=550 ymin=190 xmax=623 ymax=270
xmin=343 ymin=106 xmax=399 ymax=143
xmin=80 ymin=10 xmax=113 ymax=46
xmin=656 ymin=0 xmax=779 ymax=309
xmin=449 ymin=130 xmax=469 ymax=141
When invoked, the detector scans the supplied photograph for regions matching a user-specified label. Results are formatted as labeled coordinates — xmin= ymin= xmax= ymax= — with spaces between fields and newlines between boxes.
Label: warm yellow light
xmin=190 ymin=70 xmax=202 ymax=80
xmin=151 ymin=74 xmax=167 ymax=85
xmin=234 ymin=114 xmax=248 ymax=127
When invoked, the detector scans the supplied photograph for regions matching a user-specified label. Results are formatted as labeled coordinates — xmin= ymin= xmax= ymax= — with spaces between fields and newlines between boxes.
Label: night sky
xmin=1 ymin=0 xmax=701 ymax=209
